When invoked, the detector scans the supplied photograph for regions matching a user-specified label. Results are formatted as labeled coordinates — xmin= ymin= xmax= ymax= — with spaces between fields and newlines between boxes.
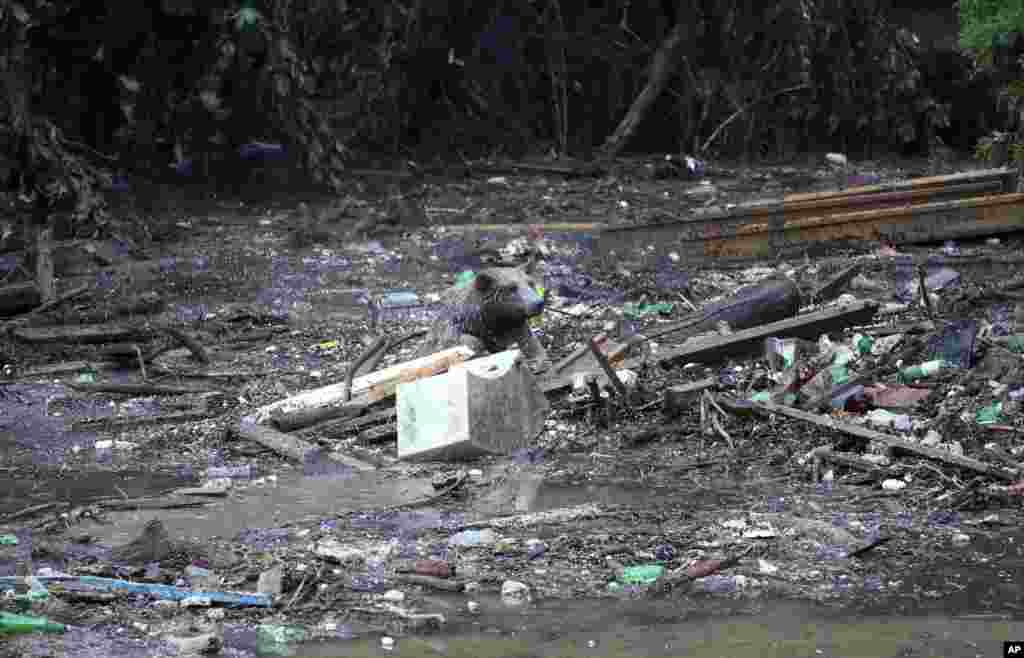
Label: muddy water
xmin=13 ymin=599 xmax=1014 ymax=657
xmin=75 ymin=469 xmax=437 ymax=547
xmin=5 ymin=470 xmax=1023 ymax=657
xmin=0 ymin=469 xmax=193 ymax=517
xmin=291 ymin=600 xmax=1017 ymax=658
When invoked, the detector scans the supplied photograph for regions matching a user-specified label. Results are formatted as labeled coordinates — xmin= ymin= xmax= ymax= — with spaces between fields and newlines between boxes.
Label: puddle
xmin=246 ymin=598 xmax=1022 ymax=657
xmin=530 ymin=481 xmax=665 ymax=511
xmin=76 ymin=469 xmax=438 ymax=547
xmin=5 ymin=594 xmax=1019 ymax=657
xmin=297 ymin=611 xmax=1017 ymax=658
xmin=0 ymin=469 xmax=192 ymax=517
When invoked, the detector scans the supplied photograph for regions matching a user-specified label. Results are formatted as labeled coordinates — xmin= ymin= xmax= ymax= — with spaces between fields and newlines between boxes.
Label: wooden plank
xmin=247 ymin=346 xmax=474 ymax=425
xmin=541 ymin=301 xmax=879 ymax=394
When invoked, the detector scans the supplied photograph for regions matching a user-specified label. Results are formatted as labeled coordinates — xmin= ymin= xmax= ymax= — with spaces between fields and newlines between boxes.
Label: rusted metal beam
xmin=595 ymin=190 xmax=1024 ymax=261
xmin=735 ymin=179 xmax=1003 ymax=220
xmin=778 ymin=167 xmax=1016 ymax=203
xmin=595 ymin=168 xmax=1016 ymax=261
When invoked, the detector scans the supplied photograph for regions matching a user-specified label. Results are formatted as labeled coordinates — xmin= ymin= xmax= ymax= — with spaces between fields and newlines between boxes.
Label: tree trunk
xmin=599 ymin=9 xmax=695 ymax=159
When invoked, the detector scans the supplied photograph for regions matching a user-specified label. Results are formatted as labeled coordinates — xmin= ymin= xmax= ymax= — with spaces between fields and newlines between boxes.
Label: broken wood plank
xmin=562 ymin=277 xmax=801 ymax=382
xmin=366 ymin=348 xmax=473 ymax=402
xmin=811 ymin=263 xmax=861 ymax=303
xmin=302 ymin=406 xmax=398 ymax=440
xmin=246 ymin=346 xmax=474 ymax=425
xmin=67 ymin=382 xmax=213 ymax=396
xmin=640 ymin=301 xmax=877 ymax=374
xmin=723 ymin=397 xmax=1019 ymax=482
xmin=543 ymin=301 xmax=878 ymax=394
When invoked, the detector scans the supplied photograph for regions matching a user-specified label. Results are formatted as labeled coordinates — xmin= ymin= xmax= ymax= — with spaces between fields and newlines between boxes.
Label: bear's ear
xmin=473 ymin=271 xmax=496 ymax=292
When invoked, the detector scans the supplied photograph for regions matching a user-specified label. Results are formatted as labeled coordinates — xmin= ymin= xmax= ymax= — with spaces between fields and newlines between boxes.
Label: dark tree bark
xmin=599 ymin=3 xmax=697 ymax=159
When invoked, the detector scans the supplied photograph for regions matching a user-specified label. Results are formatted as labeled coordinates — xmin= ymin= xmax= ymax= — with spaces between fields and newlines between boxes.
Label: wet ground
xmin=6 ymin=468 xmax=1019 ymax=657
xmin=2 ymin=154 xmax=1024 ymax=656
xmin=6 ymin=592 xmax=1020 ymax=657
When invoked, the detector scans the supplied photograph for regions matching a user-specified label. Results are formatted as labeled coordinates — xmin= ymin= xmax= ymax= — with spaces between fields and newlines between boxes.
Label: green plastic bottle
xmin=0 ymin=612 xmax=65 ymax=635
xmin=619 ymin=564 xmax=665 ymax=584
xmin=898 ymin=360 xmax=949 ymax=384
xmin=852 ymin=333 xmax=874 ymax=356
xmin=999 ymin=335 xmax=1024 ymax=354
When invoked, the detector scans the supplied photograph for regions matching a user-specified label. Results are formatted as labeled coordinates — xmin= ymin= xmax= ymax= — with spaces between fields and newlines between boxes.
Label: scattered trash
xmin=975 ymin=402 xmax=1004 ymax=425
xmin=865 ymin=409 xmax=912 ymax=432
xmin=898 ymin=360 xmax=950 ymax=384
xmin=825 ymin=152 xmax=848 ymax=167
xmin=6 ymin=161 xmax=1024 ymax=649
xmin=0 ymin=612 xmax=65 ymax=636
xmin=500 ymin=580 xmax=532 ymax=604
xmin=622 ymin=302 xmax=675 ymax=318
xmin=448 ymin=529 xmax=498 ymax=548
xmin=256 ymin=624 xmax=307 ymax=656
xmin=397 ymin=349 xmax=549 ymax=461
xmin=617 ymin=564 xmax=664 ymax=585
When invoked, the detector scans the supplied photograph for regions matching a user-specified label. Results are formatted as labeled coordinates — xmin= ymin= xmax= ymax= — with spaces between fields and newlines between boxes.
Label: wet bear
xmin=415 ymin=259 xmax=549 ymax=368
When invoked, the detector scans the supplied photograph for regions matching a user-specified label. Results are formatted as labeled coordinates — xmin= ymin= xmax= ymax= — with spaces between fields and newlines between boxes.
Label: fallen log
xmin=601 ymin=19 xmax=694 ymax=159
xmin=0 ymin=283 xmax=90 ymax=333
xmin=67 ymin=382 xmax=213 ymax=396
xmin=721 ymin=397 xmax=1019 ymax=482
xmin=269 ymin=399 xmax=366 ymax=433
xmin=74 ymin=292 xmax=165 ymax=324
xmin=236 ymin=418 xmax=375 ymax=470
xmin=12 ymin=322 xmax=151 ymax=344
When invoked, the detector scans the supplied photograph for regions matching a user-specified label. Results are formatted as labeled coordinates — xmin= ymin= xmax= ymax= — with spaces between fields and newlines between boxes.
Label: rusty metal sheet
xmin=595 ymin=190 xmax=1024 ymax=262
xmin=734 ymin=180 xmax=1003 ymax=221
xmin=778 ymin=167 xmax=1016 ymax=203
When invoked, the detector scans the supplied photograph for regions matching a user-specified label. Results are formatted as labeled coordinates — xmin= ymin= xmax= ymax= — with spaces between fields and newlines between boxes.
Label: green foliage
xmin=959 ymin=0 xmax=1024 ymax=52
xmin=974 ymin=132 xmax=1024 ymax=167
